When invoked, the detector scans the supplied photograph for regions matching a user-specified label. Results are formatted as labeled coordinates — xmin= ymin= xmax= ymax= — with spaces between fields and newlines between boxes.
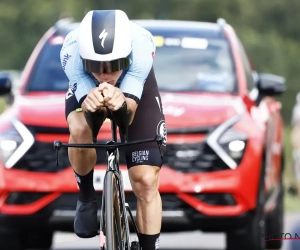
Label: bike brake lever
xmin=53 ymin=140 xmax=62 ymax=166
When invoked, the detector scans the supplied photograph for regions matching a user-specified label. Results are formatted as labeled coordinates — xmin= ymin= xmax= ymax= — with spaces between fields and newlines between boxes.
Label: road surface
xmin=52 ymin=213 xmax=300 ymax=250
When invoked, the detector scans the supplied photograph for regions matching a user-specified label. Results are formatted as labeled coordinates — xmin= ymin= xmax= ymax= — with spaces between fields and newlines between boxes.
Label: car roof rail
xmin=217 ymin=18 xmax=227 ymax=26
xmin=217 ymin=18 xmax=227 ymax=34
xmin=54 ymin=17 xmax=75 ymax=31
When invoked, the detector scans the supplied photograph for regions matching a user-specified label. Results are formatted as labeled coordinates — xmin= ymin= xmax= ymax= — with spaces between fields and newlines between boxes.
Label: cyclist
xmin=60 ymin=9 xmax=166 ymax=250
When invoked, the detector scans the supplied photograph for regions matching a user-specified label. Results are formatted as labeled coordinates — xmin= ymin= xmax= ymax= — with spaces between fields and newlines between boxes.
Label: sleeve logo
xmin=157 ymin=120 xmax=167 ymax=146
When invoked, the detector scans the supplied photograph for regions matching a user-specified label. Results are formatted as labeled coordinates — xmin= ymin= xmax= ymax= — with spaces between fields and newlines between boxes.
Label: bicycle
xmin=54 ymin=103 xmax=164 ymax=250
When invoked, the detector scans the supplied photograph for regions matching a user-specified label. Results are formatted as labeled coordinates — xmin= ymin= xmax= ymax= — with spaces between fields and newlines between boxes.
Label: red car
xmin=0 ymin=18 xmax=285 ymax=250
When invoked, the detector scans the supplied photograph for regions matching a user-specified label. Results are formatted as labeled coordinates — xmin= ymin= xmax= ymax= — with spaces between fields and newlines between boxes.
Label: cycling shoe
xmin=74 ymin=199 xmax=98 ymax=238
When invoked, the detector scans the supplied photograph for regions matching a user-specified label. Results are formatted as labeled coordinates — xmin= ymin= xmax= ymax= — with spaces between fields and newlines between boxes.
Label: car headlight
xmin=218 ymin=128 xmax=247 ymax=164
xmin=0 ymin=119 xmax=34 ymax=168
xmin=207 ymin=115 xmax=247 ymax=169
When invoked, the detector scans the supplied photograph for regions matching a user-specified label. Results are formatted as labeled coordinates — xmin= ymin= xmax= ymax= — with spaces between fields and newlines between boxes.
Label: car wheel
xmin=265 ymin=170 xmax=284 ymax=249
xmin=226 ymin=163 xmax=266 ymax=250
xmin=0 ymin=230 xmax=23 ymax=250
xmin=23 ymin=229 xmax=53 ymax=249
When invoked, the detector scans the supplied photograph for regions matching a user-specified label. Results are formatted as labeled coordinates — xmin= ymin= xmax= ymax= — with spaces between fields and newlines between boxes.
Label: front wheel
xmin=23 ymin=229 xmax=53 ymax=249
xmin=226 ymin=162 xmax=266 ymax=250
xmin=265 ymin=170 xmax=284 ymax=249
xmin=0 ymin=230 xmax=23 ymax=250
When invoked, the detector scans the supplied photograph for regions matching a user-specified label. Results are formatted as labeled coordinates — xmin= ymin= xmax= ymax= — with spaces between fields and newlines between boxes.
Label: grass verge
xmin=283 ymin=125 xmax=300 ymax=212
xmin=0 ymin=98 xmax=5 ymax=113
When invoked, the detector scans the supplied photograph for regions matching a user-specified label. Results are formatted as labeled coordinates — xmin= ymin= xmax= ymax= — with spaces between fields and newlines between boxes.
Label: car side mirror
xmin=0 ymin=73 xmax=12 ymax=96
xmin=257 ymin=73 xmax=286 ymax=96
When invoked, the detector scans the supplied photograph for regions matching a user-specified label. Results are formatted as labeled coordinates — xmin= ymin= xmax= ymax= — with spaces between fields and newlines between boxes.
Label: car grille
xmin=14 ymin=125 xmax=228 ymax=173
xmin=14 ymin=137 xmax=127 ymax=172
xmin=15 ymin=141 xmax=227 ymax=173
xmin=14 ymin=140 xmax=127 ymax=172
xmin=163 ymin=142 xmax=229 ymax=173
xmin=52 ymin=193 xmax=190 ymax=212
xmin=5 ymin=190 xmax=236 ymax=207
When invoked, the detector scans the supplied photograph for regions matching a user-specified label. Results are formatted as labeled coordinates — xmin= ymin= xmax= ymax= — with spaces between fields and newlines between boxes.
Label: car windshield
xmin=26 ymin=28 xmax=237 ymax=93
xmin=26 ymin=37 xmax=69 ymax=92
xmin=151 ymin=34 xmax=237 ymax=92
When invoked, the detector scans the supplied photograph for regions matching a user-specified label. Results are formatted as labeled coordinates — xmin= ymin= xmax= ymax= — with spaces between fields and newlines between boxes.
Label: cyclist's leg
xmin=124 ymin=69 xmax=166 ymax=250
xmin=126 ymin=141 xmax=165 ymax=250
xmin=65 ymin=93 xmax=102 ymax=238
xmin=67 ymin=110 xmax=96 ymax=199
xmin=128 ymin=164 xmax=162 ymax=249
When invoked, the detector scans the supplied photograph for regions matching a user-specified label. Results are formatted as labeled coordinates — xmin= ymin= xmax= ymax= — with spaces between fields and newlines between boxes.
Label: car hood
xmin=12 ymin=93 xmax=68 ymax=128
xmin=10 ymin=92 xmax=245 ymax=129
xmin=160 ymin=92 xmax=245 ymax=128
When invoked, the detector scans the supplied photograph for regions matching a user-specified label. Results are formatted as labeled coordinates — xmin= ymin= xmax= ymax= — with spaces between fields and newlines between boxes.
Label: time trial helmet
xmin=78 ymin=10 xmax=132 ymax=73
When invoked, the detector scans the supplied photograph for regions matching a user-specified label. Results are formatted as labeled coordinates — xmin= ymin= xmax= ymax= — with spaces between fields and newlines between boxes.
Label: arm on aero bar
xmin=84 ymin=109 xmax=107 ymax=143
xmin=110 ymin=101 xmax=132 ymax=143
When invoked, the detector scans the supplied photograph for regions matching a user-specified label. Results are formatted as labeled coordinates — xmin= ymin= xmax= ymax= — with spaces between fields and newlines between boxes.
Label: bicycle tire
xmin=104 ymin=171 xmax=123 ymax=250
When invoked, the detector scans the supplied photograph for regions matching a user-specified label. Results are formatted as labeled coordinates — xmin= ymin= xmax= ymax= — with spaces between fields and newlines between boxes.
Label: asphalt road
xmin=52 ymin=213 xmax=300 ymax=250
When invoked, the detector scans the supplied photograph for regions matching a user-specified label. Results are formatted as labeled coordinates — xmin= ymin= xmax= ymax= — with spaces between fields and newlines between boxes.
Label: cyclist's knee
xmin=68 ymin=112 xmax=92 ymax=143
xmin=129 ymin=165 xmax=160 ymax=202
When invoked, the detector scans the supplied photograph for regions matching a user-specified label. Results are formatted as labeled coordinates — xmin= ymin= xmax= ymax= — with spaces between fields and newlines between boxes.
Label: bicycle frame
xmin=54 ymin=118 xmax=163 ymax=250
xmin=99 ymin=120 xmax=132 ymax=250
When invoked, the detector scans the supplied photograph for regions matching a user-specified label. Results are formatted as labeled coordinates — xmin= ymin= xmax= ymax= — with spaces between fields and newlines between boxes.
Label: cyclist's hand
xmin=99 ymin=82 xmax=126 ymax=111
xmin=82 ymin=87 xmax=105 ymax=112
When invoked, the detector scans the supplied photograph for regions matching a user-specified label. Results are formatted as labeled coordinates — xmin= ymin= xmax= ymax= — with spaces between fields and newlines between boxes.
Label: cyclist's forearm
xmin=125 ymin=97 xmax=138 ymax=125
xmin=82 ymin=107 xmax=107 ymax=143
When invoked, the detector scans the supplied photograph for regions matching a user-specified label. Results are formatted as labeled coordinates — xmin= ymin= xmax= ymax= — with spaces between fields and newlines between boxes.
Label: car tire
xmin=23 ymin=229 xmax=53 ymax=249
xmin=226 ymin=161 xmax=266 ymax=250
xmin=0 ymin=230 xmax=23 ymax=250
xmin=265 ymin=167 xmax=284 ymax=249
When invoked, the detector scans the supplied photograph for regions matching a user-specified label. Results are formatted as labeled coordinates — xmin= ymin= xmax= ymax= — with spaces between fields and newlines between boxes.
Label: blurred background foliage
xmin=0 ymin=0 xmax=299 ymax=123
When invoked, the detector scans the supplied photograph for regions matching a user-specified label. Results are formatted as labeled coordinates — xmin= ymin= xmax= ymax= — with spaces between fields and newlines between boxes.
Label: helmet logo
xmin=99 ymin=29 xmax=108 ymax=48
